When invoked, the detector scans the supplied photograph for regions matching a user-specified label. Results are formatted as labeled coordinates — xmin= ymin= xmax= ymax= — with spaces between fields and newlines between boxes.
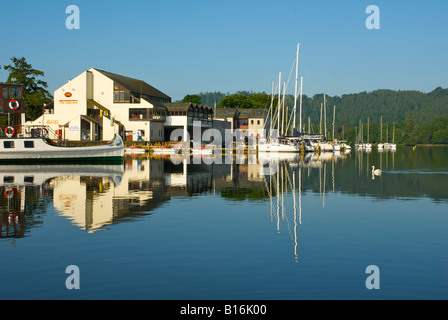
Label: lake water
xmin=1 ymin=146 xmax=447 ymax=300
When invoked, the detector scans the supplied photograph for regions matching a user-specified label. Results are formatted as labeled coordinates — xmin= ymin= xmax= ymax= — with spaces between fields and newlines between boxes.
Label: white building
xmin=27 ymin=68 xmax=171 ymax=142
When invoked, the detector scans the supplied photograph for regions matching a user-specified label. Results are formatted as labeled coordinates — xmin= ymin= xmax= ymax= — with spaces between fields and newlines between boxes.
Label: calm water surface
xmin=1 ymin=147 xmax=447 ymax=300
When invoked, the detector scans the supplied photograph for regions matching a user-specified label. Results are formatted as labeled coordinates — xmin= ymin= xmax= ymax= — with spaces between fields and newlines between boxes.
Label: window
xmin=24 ymin=176 xmax=34 ymax=184
xmin=3 ymin=176 xmax=14 ymax=183
xmin=24 ymin=141 xmax=35 ymax=148
xmin=2 ymin=87 xmax=7 ymax=99
xmin=239 ymin=120 xmax=248 ymax=127
xmin=129 ymin=108 xmax=147 ymax=120
xmin=114 ymin=82 xmax=131 ymax=103
xmin=251 ymin=120 xmax=254 ymax=125
xmin=257 ymin=120 xmax=260 ymax=125
xmin=3 ymin=141 xmax=14 ymax=148
xmin=9 ymin=86 xmax=22 ymax=99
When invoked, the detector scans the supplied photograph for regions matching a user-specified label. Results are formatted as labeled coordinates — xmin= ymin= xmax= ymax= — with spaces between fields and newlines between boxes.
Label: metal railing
xmin=0 ymin=125 xmax=60 ymax=141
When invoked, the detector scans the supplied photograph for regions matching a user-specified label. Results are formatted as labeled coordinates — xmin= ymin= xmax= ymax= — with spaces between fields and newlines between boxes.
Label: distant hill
xmin=193 ymin=87 xmax=448 ymax=126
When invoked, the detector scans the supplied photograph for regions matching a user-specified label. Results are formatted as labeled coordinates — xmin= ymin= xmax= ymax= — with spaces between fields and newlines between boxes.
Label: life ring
xmin=39 ymin=127 xmax=49 ymax=138
xmin=4 ymin=188 xmax=14 ymax=198
xmin=5 ymin=126 xmax=15 ymax=138
xmin=9 ymin=100 xmax=20 ymax=110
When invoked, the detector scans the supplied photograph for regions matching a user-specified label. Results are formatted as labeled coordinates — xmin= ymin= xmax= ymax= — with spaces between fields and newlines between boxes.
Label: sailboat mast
xmin=277 ymin=72 xmax=281 ymax=137
xmin=293 ymin=43 xmax=300 ymax=132
xmin=368 ymin=117 xmax=370 ymax=143
xmin=333 ymin=105 xmax=336 ymax=142
xmin=320 ymin=103 xmax=323 ymax=135
xmin=393 ymin=123 xmax=395 ymax=143
xmin=282 ymin=82 xmax=286 ymax=136
xmin=324 ymin=95 xmax=327 ymax=140
xmin=308 ymin=116 xmax=311 ymax=134
xmin=380 ymin=115 xmax=383 ymax=142
xmin=268 ymin=81 xmax=275 ymax=140
xmin=299 ymin=76 xmax=303 ymax=134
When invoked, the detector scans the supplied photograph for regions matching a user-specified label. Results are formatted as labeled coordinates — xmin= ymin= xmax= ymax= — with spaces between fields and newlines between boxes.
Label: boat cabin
xmin=0 ymin=83 xmax=26 ymax=115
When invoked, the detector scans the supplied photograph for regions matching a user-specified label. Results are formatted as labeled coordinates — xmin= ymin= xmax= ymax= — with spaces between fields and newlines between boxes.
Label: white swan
xmin=372 ymin=166 xmax=382 ymax=175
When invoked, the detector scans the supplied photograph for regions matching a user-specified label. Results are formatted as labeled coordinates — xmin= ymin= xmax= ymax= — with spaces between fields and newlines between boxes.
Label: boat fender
xmin=5 ymin=126 xmax=15 ymax=138
xmin=9 ymin=100 xmax=20 ymax=110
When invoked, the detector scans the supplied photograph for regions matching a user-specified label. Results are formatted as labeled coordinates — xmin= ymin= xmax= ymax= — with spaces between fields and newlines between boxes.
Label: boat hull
xmin=0 ymin=135 xmax=124 ymax=163
xmin=258 ymin=143 xmax=299 ymax=153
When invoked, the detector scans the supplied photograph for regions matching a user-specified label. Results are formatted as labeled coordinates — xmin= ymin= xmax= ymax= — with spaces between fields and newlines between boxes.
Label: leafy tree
xmin=2 ymin=57 xmax=52 ymax=120
xmin=181 ymin=94 xmax=202 ymax=104
xmin=218 ymin=94 xmax=248 ymax=108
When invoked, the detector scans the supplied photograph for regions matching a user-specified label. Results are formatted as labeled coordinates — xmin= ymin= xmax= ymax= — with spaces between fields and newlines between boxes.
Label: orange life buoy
xmin=9 ymin=100 xmax=20 ymax=110
xmin=39 ymin=127 xmax=49 ymax=138
xmin=5 ymin=126 xmax=15 ymax=138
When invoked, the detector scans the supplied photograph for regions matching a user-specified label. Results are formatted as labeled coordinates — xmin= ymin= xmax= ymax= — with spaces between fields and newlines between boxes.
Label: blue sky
xmin=0 ymin=0 xmax=447 ymax=101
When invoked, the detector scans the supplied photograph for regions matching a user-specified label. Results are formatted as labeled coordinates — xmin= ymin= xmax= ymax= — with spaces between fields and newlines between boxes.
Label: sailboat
xmin=365 ymin=117 xmax=372 ymax=150
xmin=259 ymin=44 xmax=306 ymax=154
xmin=390 ymin=123 xmax=397 ymax=149
xmin=314 ymin=95 xmax=333 ymax=152
xmin=356 ymin=120 xmax=365 ymax=149
xmin=377 ymin=115 xmax=384 ymax=149
xmin=258 ymin=71 xmax=299 ymax=153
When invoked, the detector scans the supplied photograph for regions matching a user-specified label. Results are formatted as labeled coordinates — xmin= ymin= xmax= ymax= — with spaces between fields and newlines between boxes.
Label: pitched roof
xmin=214 ymin=108 xmax=238 ymax=118
xmin=163 ymin=102 xmax=213 ymax=112
xmin=237 ymin=108 xmax=267 ymax=119
xmin=214 ymin=108 xmax=267 ymax=119
xmin=93 ymin=68 xmax=171 ymax=102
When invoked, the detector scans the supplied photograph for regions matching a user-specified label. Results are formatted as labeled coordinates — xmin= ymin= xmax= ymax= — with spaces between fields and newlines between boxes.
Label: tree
xmin=2 ymin=57 xmax=52 ymax=120
xmin=181 ymin=94 xmax=202 ymax=104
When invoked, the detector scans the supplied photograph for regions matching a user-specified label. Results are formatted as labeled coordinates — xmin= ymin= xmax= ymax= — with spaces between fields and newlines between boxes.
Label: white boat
xmin=333 ymin=143 xmax=341 ymax=151
xmin=0 ymin=134 xmax=124 ymax=162
xmin=258 ymin=141 xmax=299 ymax=153
xmin=0 ymin=163 xmax=124 ymax=187
xmin=125 ymin=145 xmax=147 ymax=154
xmin=191 ymin=144 xmax=217 ymax=154
xmin=312 ymin=141 xmax=333 ymax=152
xmin=341 ymin=143 xmax=351 ymax=150
xmin=152 ymin=144 xmax=188 ymax=154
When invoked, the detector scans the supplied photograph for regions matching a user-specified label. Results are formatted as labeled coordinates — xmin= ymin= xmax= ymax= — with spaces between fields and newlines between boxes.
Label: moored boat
xmin=0 ymin=134 xmax=124 ymax=162
xmin=125 ymin=145 xmax=147 ymax=154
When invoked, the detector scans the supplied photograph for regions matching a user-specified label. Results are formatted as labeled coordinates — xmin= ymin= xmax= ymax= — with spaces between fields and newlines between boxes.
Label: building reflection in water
xmin=0 ymin=150 xmax=350 ymax=261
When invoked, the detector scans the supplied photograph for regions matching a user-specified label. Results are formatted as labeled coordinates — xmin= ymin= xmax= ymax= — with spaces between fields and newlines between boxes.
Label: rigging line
xmin=284 ymin=56 xmax=296 ymax=95
xmin=279 ymin=56 xmax=299 ymax=134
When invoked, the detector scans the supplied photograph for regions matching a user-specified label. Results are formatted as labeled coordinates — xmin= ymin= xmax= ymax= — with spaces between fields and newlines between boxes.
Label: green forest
xmin=183 ymin=87 xmax=448 ymax=145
